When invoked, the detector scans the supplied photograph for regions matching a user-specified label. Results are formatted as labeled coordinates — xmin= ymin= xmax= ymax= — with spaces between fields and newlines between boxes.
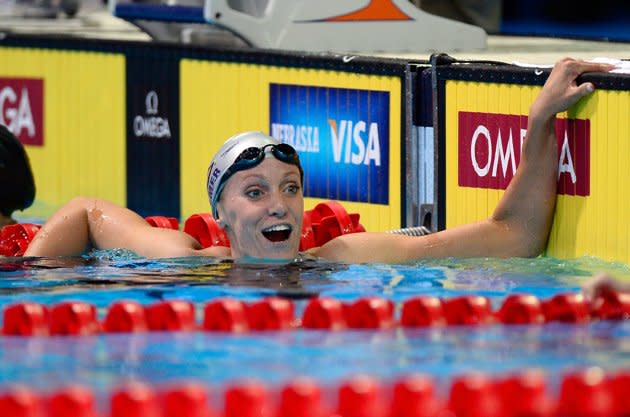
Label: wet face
xmin=216 ymin=157 xmax=304 ymax=260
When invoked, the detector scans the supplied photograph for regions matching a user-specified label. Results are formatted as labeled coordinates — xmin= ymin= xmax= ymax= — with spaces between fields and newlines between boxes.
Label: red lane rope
xmin=1 ymin=291 xmax=627 ymax=337
xmin=0 ymin=368 xmax=627 ymax=417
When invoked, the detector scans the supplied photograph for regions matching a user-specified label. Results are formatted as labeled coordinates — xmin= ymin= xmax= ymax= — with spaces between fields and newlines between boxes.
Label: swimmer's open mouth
xmin=262 ymin=224 xmax=292 ymax=243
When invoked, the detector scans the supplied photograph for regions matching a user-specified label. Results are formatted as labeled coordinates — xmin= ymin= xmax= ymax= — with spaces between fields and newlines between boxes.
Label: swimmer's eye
xmin=284 ymin=183 xmax=300 ymax=195
xmin=245 ymin=188 xmax=264 ymax=199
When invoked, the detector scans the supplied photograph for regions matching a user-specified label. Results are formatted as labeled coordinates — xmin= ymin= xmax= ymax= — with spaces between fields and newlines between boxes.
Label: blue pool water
xmin=1 ymin=253 xmax=630 ymax=398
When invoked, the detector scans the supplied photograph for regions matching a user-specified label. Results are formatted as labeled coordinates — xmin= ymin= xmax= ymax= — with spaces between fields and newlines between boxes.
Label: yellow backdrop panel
xmin=445 ymin=79 xmax=630 ymax=263
xmin=180 ymin=60 xmax=402 ymax=232
xmin=0 ymin=47 xmax=126 ymax=219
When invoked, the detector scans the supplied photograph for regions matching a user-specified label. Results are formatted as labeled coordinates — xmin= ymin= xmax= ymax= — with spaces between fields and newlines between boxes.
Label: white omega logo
xmin=133 ymin=90 xmax=171 ymax=139
xmin=145 ymin=91 xmax=159 ymax=115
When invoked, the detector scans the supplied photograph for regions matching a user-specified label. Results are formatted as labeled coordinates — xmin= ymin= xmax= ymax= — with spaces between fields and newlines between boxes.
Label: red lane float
xmin=542 ymin=293 xmax=590 ymax=323
xmin=443 ymin=295 xmax=493 ymax=325
xmin=145 ymin=300 xmax=196 ymax=331
xmin=144 ymin=216 xmax=179 ymax=230
xmin=336 ymin=375 xmax=384 ymax=417
xmin=246 ymin=297 xmax=295 ymax=330
xmin=0 ymin=385 xmax=41 ymax=417
xmin=162 ymin=383 xmax=213 ymax=417
xmin=498 ymin=369 xmax=553 ymax=417
xmin=49 ymin=302 xmax=100 ymax=336
xmin=447 ymin=373 xmax=503 ymax=417
xmin=182 ymin=214 xmax=230 ymax=248
xmin=103 ymin=301 xmax=148 ymax=333
xmin=1 ymin=368 xmax=630 ymax=417
xmin=400 ymin=296 xmax=444 ymax=327
xmin=0 ymin=223 xmax=41 ymax=257
xmin=390 ymin=374 xmax=441 ymax=417
xmin=277 ymin=378 xmax=324 ymax=417
xmin=302 ymin=298 xmax=345 ymax=330
xmin=496 ymin=294 xmax=545 ymax=325
xmin=110 ymin=383 xmax=158 ymax=417
xmin=557 ymin=367 xmax=614 ymax=417
xmin=2 ymin=302 xmax=49 ymax=336
xmin=3 ymin=291 xmax=630 ymax=337
xmin=49 ymin=386 xmax=97 ymax=417
xmin=203 ymin=298 xmax=248 ymax=332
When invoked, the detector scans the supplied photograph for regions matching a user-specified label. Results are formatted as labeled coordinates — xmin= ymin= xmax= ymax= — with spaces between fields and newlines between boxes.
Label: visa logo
xmin=328 ymin=119 xmax=381 ymax=166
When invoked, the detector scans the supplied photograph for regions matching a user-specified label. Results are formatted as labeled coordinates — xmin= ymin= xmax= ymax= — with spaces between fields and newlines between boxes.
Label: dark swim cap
xmin=0 ymin=124 xmax=35 ymax=217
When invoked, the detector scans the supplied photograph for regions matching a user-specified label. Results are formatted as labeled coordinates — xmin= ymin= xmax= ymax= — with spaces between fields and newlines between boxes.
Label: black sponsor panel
xmin=126 ymin=55 xmax=180 ymax=218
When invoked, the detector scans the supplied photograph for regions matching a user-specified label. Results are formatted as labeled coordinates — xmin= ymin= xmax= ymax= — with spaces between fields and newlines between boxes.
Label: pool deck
xmin=1 ymin=1 xmax=629 ymax=64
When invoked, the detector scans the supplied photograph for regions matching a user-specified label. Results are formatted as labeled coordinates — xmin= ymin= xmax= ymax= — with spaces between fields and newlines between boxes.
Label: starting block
xmin=111 ymin=0 xmax=486 ymax=53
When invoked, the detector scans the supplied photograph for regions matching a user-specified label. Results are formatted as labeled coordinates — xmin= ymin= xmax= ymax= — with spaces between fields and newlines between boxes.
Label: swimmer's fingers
xmin=570 ymin=61 xmax=615 ymax=97
xmin=582 ymin=272 xmax=630 ymax=302
xmin=533 ymin=58 xmax=612 ymax=118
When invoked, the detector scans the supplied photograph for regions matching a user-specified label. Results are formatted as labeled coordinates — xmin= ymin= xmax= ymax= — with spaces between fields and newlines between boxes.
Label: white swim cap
xmin=207 ymin=131 xmax=302 ymax=219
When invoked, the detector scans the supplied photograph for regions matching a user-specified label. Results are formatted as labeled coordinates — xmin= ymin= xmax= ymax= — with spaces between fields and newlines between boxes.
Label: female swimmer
xmin=24 ymin=58 xmax=613 ymax=263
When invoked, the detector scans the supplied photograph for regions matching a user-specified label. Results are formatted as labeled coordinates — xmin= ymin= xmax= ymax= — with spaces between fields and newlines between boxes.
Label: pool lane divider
xmin=2 ymin=290 xmax=629 ymax=337
xmin=0 ymin=367 xmax=629 ymax=417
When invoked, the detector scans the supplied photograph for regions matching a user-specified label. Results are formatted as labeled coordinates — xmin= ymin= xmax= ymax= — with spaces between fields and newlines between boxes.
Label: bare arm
xmin=315 ymin=58 xmax=613 ymax=264
xmin=24 ymin=197 xmax=223 ymax=258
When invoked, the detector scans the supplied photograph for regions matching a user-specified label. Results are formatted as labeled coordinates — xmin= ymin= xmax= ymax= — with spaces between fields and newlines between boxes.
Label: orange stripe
xmin=325 ymin=0 xmax=412 ymax=21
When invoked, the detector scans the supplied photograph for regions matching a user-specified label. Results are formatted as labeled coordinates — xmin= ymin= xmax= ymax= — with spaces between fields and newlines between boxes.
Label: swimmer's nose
xmin=268 ymin=196 xmax=288 ymax=218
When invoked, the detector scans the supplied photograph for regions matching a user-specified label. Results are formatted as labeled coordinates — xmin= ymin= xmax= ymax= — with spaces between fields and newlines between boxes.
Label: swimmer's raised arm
xmin=24 ymin=197 xmax=228 ymax=258
xmin=315 ymin=58 xmax=614 ymax=263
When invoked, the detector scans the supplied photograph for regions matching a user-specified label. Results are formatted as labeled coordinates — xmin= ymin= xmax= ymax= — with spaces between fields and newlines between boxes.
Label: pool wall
xmin=2 ymin=34 xmax=630 ymax=263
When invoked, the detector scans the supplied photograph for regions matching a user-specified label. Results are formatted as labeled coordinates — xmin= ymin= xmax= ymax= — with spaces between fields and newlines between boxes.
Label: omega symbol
xmin=145 ymin=91 xmax=159 ymax=115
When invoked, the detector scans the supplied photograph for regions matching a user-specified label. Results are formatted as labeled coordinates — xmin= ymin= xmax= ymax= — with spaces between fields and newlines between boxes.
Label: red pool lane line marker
xmin=0 ymin=386 xmax=42 ymax=417
xmin=542 ymin=293 xmax=590 ymax=323
xmin=2 ymin=302 xmax=49 ymax=336
xmin=447 ymin=373 xmax=503 ymax=417
xmin=400 ymin=296 xmax=445 ymax=327
xmin=345 ymin=297 xmax=395 ymax=329
xmin=336 ymin=375 xmax=385 ymax=417
xmin=277 ymin=378 xmax=325 ymax=417
xmin=145 ymin=300 xmax=196 ymax=331
xmin=49 ymin=386 xmax=97 ymax=417
xmin=496 ymin=294 xmax=545 ymax=325
xmin=6 ymin=291 xmax=630 ymax=339
xmin=110 ymin=382 xmax=159 ymax=417
xmin=609 ymin=371 xmax=630 ymax=417
xmin=103 ymin=301 xmax=148 ymax=333
xmin=302 ymin=297 xmax=346 ymax=330
xmin=498 ymin=370 xmax=554 ymax=417
xmin=49 ymin=302 xmax=100 ymax=336
xmin=246 ymin=297 xmax=295 ymax=330
xmin=162 ymin=382 xmax=214 ymax=417
xmin=389 ymin=374 xmax=441 ymax=417
xmin=203 ymin=298 xmax=248 ymax=332
xmin=443 ymin=295 xmax=494 ymax=325
xmin=557 ymin=367 xmax=615 ymax=417
xmin=223 ymin=381 xmax=269 ymax=417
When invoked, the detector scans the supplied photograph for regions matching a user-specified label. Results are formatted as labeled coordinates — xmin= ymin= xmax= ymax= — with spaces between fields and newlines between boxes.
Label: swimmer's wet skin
xmin=23 ymin=58 xmax=615 ymax=263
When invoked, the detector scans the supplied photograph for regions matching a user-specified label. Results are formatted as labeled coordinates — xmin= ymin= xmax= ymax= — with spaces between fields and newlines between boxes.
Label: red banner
xmin=0 ymin=78 xmax=44 ymax=146
xmin=458 ymin=111 xmax=590 ymax=196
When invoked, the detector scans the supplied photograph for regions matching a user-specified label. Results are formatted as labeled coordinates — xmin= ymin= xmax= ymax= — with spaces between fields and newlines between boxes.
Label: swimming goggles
xmin=213 ymin=143 xmax=304 ymax=208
